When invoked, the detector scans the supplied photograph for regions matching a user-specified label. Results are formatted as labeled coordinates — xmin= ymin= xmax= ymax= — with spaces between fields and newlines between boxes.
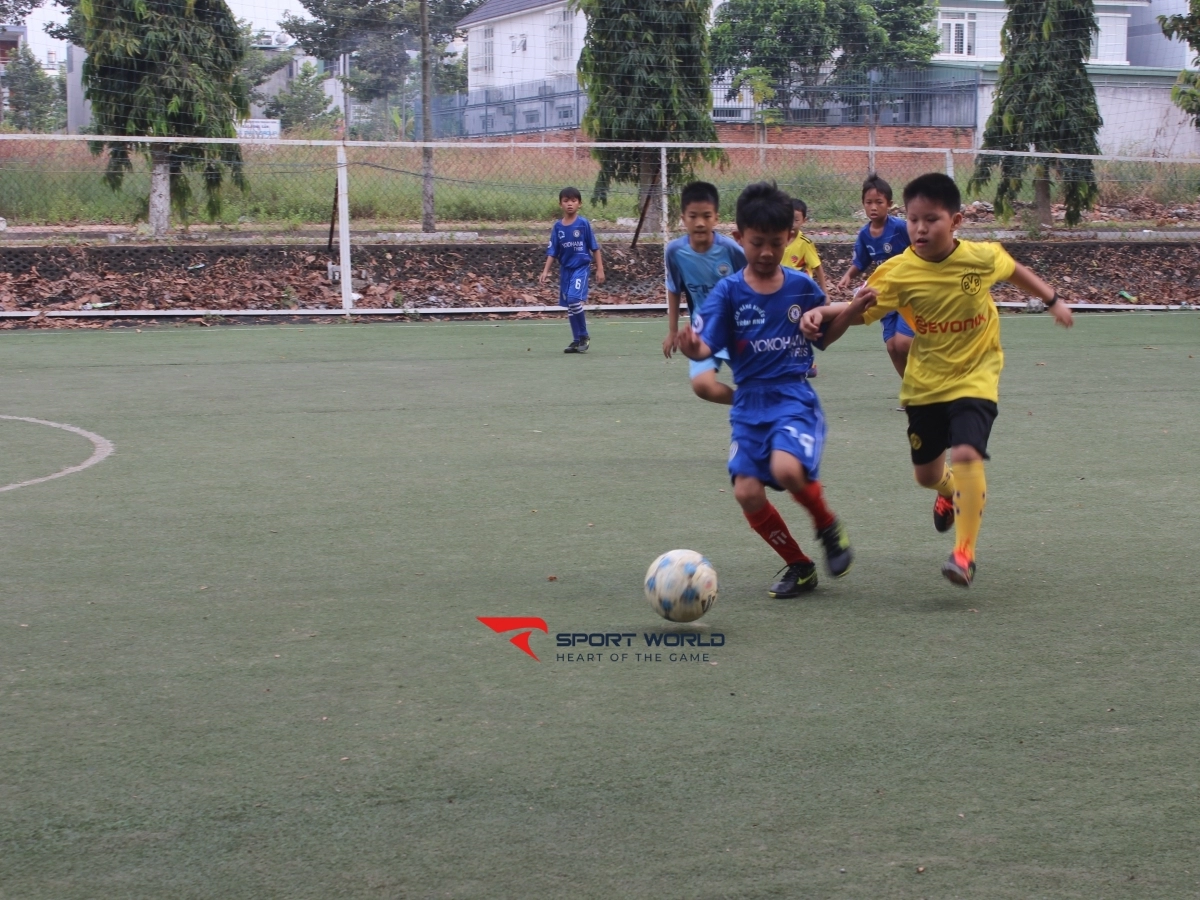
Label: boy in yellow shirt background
xmin=783 ymin=199 xmax=827 ymax=294
xmin=803 ymin=173 xmax=1073 ymax=587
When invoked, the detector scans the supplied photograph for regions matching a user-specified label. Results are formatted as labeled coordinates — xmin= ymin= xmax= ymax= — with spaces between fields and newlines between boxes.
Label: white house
xmin=458 ymin=0 xmax=584 ymax=89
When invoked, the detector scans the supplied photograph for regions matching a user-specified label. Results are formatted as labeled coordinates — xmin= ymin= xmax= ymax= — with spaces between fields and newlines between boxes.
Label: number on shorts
xmin=799 ymin=434 xmax=815 ymax=457
xmin=575 ymin=278 xmax=583 ymax=290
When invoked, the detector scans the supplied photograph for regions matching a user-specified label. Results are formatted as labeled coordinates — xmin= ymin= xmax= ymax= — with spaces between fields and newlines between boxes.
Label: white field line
xmin=0 ymin=416 xmax=115 ymax=493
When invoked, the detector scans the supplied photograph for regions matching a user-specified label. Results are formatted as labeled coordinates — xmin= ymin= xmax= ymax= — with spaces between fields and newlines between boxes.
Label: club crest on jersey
xmin=883 ymin=242 xmax=893 ymax=253
xmin=573 ymin=229 xmax=581 ymax=237
xmin=787 ymin=304 xmax=803 ymax=323
xmin=961 ymin=273 xmax=983 ymax=295
xmin=717 ymin=264 xmax=731 ymax=276
xmin=691 ymin=312 xmax=704 ymax=332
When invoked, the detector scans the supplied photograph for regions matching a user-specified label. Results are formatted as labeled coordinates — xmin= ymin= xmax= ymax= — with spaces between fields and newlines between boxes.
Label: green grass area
xmin=2 ymin=314 xmax=1199 ymax=898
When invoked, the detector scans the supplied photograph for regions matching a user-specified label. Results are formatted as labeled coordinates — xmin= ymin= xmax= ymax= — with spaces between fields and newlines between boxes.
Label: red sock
xmin=744 ymin=503 xmax=812 ymax=565
xmin=791 ymin=480 xmax=836 ymax=531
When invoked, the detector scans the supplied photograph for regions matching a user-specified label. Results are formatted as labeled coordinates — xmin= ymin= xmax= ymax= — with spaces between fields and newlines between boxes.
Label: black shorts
xmin=905 ymin=398 xmax=998 ymax=466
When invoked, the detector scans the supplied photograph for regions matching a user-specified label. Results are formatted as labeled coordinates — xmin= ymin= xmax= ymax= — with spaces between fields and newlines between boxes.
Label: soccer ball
xmin=644 ymin=550 xmax=718 ymax=623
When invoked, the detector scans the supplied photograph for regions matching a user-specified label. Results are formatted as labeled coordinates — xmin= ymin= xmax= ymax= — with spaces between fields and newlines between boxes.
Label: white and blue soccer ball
xmin=644 ymin=550 xmax=718 ymax=623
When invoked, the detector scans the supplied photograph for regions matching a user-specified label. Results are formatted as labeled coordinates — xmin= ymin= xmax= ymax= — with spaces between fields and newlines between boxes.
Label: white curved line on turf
xmin=0 ymin=416 xmax=115 ymax=493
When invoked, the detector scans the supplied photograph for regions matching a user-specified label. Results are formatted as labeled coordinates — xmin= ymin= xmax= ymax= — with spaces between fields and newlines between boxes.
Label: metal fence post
xmin=946 ymin=149 xmax=955 ymax=178
xmin=336 ymin=144 xmax=353 ymax=312
xmin=660 ymin=144 xmax=669 ymax=244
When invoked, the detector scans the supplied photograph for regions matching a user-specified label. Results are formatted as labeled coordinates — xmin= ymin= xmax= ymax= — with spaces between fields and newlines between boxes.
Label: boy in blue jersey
xmin=540 ymin=186 xmax=605 ymax=353
xmin=678 ymin=182 xmax=854 ymax=598
xmin=662 ymin=181 xmax=747 ymax=404
xmin=837 ymin=174 xmax=915 ymax=377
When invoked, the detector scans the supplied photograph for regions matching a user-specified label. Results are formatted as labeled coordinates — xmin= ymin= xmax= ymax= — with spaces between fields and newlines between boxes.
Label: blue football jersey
xmin=547 ymin=216 xmax=599 ymax=270
xmin=694 ymin=269 xmax=826 ymax=393
xmin=852 ymin=216 xmax=910 ymax=272
xmin=665 ymin=233 xmax=747 ymax=316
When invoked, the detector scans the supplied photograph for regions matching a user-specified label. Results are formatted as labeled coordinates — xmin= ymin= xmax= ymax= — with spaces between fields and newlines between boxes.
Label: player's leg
xmin=729 ymin=428 xmax=817 ymax=597
xmin=688 ymin=352 xmax=733 ymax=405
xmin=562 ymin=268 xmax=589 ymax=352
xmin=939 ymin=400 xmax=998 ymax=587
xmin=909 ymin=403 xmax=958 ymax=534
xmin=769 ymin=411 xmax=853 ymax=577
xmin=881 ymin=312 xmax=915 ymax=379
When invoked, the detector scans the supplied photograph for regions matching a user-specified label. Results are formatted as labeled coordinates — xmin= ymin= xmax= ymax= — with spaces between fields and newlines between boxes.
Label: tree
xmin=709 ymin=0 xmax=936 ymax=117
xmin=238 ymin=21 xmax=295 ymax=109
xmin=264 ymin=61 xmax=342 ymax=131
xmin=2 ymin=42 xmax=65 ymax=132
xmin=576 ymin=0 xmax=720 ymax=231
xmin=970 ymin=0 xmax=1102 ymax=227
xmin=1159 ymin=0 xmax=1200 ymax=127
xmin=0 ymin=0 xmax=43 ymax=22
xmin=81 ymin=0 xmax=250 ymax=236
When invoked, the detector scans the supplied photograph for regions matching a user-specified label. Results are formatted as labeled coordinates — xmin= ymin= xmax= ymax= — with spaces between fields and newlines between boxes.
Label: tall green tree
xmin=970 ymin=0 xmax=1102 ymax=226
xmin=1159 ymin=0 xmax=1200 ymax=126
xmin=2 ymin=42 xmax=65 ymax=132
xmin=709 ymin=0 xmax=936 ymax=115
xmin=81 ymin=0 xmax=250 ymax=236
xmin=264 ymin=60 xmax=341 ymax=131
xmin=576 ymin=0 xmax=720 ymax=229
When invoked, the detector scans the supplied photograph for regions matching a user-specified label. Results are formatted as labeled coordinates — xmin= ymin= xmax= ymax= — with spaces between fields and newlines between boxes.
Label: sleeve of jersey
xmin=987 ymin=243 xmax=1017 ymax=284
xmin=587 ymin=223 xmax=600 ymax=252
xmin=806 ymin=241 xmax=822 ymax=270
xmin=664 ymin=245 xmax=679 ymax=293
xmin=696 ymin=281 xmax=731 ymax=356
xmin=546 ymin=228 xmax=557 ymax=258
xmin=852 ymin=231 xmax=869 ymax=271
xmin=861 ymin=256 xmax=905 ymax=325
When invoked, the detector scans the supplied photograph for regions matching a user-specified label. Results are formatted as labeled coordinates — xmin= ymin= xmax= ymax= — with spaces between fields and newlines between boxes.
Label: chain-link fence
xmin=3 ymin=136 xmax=1200 ymax=235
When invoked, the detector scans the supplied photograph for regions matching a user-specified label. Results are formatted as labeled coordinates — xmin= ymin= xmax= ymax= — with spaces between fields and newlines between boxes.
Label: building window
xmin=524 ymin=109 xmax=540 ymax=124
xmin=558 ymin=106 xmax=574 ymax=120
xmin=547 ymin=8 xmax=574 ymax=75
xmin=483 ymin=26 xmax=494 ymax=74
xmin=939 ymin=11 xmax=976 ymax=57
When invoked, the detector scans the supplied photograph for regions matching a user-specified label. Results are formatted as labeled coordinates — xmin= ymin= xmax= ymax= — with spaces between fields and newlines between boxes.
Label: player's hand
xmin=595 ymin=269 xmax=606 ymax=285
xmin=662 ymin=331 xmax=677 ymax=358
xmin=538 ymin=270 xmax=548 ymax=286
xmin=837 ymin=273 xmax=852 ymax=291
xmin=676 ymin=327 xmax=701 ymax=359
xmin=1050 ymin=297 xmax=1074 ymax=328
xmin=800 ymin=308 xmax=825 ymax=341
xmin=850 ymin=285 xmax=878 ymax=311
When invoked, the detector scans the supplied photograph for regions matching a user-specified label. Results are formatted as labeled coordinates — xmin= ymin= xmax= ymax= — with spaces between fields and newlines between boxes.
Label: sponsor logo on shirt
xmin=735 ymin=334 xmax=807 ymax=355
xmin=735 ymin=303 xmax=766 ymax=327
xmin=913 ymin=312 xmax=989 ymax=335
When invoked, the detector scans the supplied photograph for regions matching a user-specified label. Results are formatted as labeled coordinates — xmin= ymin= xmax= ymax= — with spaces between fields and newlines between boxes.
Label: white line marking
xmin=0 ymin=416 xmax=115 ymax=493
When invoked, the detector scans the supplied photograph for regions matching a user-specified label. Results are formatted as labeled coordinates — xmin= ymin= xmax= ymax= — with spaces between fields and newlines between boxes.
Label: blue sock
xmin=567 ymin=303 xmax=587 ymax=340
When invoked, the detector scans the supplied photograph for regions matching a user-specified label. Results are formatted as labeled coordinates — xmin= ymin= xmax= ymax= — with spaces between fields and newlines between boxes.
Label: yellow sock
xmin=932 ymin=465 xmax=956 ymax=499
xmin=952 ymin=459 xmax=986 ymax=560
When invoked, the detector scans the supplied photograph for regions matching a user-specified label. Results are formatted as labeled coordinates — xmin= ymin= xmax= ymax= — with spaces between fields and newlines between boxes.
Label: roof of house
xmin=457 ymin=0 xmax=562 ymax=28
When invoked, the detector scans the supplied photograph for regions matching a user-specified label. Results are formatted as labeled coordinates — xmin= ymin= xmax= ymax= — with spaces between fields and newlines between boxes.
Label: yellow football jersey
xmin=864 ymin=241 xmax=1016 ymax=406
xmin=783 ymin=232 xmax=822 ymax=276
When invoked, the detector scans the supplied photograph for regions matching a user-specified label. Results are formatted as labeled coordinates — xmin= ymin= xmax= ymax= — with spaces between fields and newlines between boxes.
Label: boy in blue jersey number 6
xmin=540 ymin=186 xmax=605 ymax=353
xmin=837 ymin=174 xmax=915 ymax=378
xmin=662 ymin=181 xmax=747 ymax=405
xmin=678 ymin=182 xmax=854 ymax=598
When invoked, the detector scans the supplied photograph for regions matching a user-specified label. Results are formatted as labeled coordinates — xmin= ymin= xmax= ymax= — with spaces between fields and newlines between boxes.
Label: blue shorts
xmin=728 ymin=403 xmax=826 ymax=488
xmin=559 ymin=266 xmax=590 ymax=307
xmin=882 ymin=310 xmax=915 ymax=343
xmin=689 ymin=348 xmax=730 ymax=380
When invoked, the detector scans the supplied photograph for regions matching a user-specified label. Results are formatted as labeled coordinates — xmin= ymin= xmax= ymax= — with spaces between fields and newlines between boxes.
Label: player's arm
xmin=1008 ymin=262 xmax=1072 ymax=328
xmin=837 ymin=263 xmax=862 ymax=291
xmin=802 ymin=288 xmax=876 ymax=346
xmin=592 ymin=247 xmax=605 ymax=285
xmin=539 ymin=240 xmax=556 ymax=285
xmin=812 ymin=264 xmax=828 ymax=296
xmin=663 ymin=290 xmax=682 ymax=357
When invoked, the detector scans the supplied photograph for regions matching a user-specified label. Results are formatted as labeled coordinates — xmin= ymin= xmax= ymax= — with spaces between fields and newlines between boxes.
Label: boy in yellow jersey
xmin=802 ymin=173 xmax=1073 ymax=587
xmin=782 ymin=199 xmax=827 ymax=293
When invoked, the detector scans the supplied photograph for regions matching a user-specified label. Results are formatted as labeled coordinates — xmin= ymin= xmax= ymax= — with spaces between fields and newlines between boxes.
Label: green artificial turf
xmin=2 ymin=314 xmax=1199 ymax=898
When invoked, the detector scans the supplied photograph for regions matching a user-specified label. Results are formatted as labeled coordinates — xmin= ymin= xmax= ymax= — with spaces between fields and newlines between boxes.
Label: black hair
xmin=680 ymin=181 xmax=720 ymax=213
xmin=735 ymin=181 xmax=794 ymax=233
xmin=791 ymin=198 xmax=808 ymax=218
xmin=558 ymin=186 xmax=582 ymax=202
xmin=862 ymin=173 xmax=893 ymax=203
xmin=903 ymin=173 xmax=961 ymax=213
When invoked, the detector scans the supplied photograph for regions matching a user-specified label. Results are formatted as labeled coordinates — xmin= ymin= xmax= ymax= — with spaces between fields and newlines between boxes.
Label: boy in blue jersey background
xmin=540 ymin=186 xmax=605 ymax=353
xmin=837 ymin=174 xmax=915 ymax=377
xmin=678 ymin=182 xmax=853 ymax=598
xmin=662 ymin=181 xmax=747 ymax=404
